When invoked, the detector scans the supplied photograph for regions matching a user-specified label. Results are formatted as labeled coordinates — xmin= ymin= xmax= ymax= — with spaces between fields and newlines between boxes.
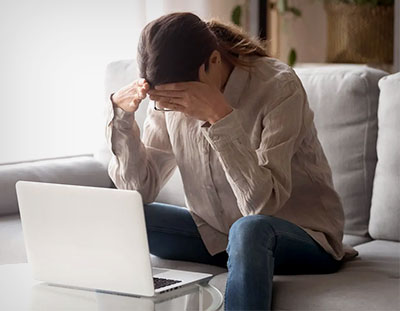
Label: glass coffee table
xmin=0 ymin=264 xmax=223 ymax=311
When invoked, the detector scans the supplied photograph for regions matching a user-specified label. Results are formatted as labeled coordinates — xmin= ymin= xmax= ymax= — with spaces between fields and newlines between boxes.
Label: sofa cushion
xmin=369 ymin=72 xmax=400 ymax=241
xmin=294 ymin=65 xmax=387 ymax=238
xmin=99 ymin=59 xmax=186 ymax=207
xmin=0 ymin=156 xmax=113 ymax=216
xmin=209 ymin=240 xmax=400 ymax=311
xmin=342 ymin=234 xmax=372 ymax=247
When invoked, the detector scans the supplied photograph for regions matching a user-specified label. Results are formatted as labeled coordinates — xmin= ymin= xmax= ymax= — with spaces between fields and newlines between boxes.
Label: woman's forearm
xmin=106 ymin=103 xmax=176 ymax=203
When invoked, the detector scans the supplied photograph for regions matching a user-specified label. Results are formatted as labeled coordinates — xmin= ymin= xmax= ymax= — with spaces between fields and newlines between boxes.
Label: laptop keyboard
xmin=153 ymin=277 xmax=182 ymax=289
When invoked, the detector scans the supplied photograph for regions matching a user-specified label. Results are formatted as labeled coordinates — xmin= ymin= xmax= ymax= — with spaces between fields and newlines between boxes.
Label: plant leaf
xmin=288 ymin=7 xmax=302 ymax=16
xmin=277 ymin=0 xmax=288 ymax=14
xmin=231 ymin=5 xmax=242 ymax=26
xmin=288 ymin=48 xmax=297 ymax=67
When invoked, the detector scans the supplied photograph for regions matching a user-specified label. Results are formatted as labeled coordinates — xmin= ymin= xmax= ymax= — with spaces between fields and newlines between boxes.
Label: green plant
xmin=231 ymin=5 xmax=242 ymax=26
xmin=277 ymin=0 xmax=302 ymax=16
xmin=288 ymin=48 xmax=297 ymax=67
xmin=275 ymin=0 xmax=302 ymax=67
xmin=230 ymin=2 xmax=301 ymax=66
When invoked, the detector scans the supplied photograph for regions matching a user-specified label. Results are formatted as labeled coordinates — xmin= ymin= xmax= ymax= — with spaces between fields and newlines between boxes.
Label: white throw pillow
xmin=369 ymin=72 xmax=400 ymax=241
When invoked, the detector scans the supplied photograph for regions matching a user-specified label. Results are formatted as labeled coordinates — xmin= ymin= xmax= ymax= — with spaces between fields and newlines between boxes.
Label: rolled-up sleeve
xmin=105 ymin=96 xmax=177 ymax=203
xmin=200 ymin=77 xmax=306 ymax=216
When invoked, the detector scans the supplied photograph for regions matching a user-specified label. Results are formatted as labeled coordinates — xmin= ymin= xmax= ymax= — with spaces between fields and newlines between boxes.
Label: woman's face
xmin=198 ymin=50 xmax=225 ymax=91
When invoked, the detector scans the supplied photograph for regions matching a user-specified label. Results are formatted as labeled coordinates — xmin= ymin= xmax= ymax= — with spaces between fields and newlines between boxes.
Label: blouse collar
xmin=222 ymin=57 xmax=251 ymax=108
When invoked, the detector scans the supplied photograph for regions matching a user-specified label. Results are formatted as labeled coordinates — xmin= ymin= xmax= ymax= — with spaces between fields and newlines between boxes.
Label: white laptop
xmin=15 ymin=180 xmax=212 ymax=297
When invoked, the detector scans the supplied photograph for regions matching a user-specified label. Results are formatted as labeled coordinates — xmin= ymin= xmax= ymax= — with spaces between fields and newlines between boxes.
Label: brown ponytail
xmin=206 ymin=19 xmax=269 ymax=68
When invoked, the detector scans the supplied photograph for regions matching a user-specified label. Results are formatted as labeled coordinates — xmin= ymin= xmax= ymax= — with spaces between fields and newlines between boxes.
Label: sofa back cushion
xmin=0 ymin=156 xmax=113 ymax=216
xmin=295 ymin=65 xmax=387 ymax=237
xmin=369 ymin=72 xmax=400 ymax=241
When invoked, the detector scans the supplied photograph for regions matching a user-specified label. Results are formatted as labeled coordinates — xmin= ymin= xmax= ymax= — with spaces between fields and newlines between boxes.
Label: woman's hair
xmin=137 ymin=12 xmax=268 ymax=88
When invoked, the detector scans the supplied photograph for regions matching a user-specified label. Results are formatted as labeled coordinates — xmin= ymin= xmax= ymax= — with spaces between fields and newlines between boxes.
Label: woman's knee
xmin=227 ymin=215 xmax=278 ymax=255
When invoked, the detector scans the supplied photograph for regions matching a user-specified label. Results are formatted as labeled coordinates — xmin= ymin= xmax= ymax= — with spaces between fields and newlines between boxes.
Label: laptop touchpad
xmin=152 ymin=268 xmax=167 ymax=276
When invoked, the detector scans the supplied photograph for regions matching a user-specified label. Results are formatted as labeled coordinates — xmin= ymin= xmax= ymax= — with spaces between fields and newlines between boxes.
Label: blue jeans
xmin=144 ymin=202 xmax=342 ymax=310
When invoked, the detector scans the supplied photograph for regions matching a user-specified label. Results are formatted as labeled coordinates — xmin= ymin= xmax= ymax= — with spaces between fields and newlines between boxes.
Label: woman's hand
xmin=111 ymin=78 xmax=150 ymax=113
xmin=147 ymin=65 xmax=233 ymax=124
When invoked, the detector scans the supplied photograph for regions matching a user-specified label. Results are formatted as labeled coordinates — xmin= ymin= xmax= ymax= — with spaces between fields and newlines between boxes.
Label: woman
xmin=106 ymin=12 xmax=357 ymax=310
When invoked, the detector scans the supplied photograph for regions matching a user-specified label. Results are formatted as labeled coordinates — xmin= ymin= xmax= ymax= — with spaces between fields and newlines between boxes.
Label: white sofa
xmin=1 ymin=61 xmax=399 ymax=310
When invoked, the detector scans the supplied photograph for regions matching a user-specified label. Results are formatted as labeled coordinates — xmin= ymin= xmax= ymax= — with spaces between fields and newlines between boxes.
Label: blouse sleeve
xmin=105 ymin=96 xmax=177 ymax=203
xmin=200 ymin=75 xmax=309 ymax=216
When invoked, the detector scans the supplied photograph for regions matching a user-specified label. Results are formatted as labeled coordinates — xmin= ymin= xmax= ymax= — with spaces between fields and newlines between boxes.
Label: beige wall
xmin=145 ymin=0 xmax=246 ymax=24
xmin=273 ymin=0 xmax=327 ymax=64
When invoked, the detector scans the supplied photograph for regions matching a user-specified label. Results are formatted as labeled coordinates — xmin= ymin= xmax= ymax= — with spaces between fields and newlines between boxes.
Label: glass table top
xmin=0 ymin=263 xmax=223 ymax=311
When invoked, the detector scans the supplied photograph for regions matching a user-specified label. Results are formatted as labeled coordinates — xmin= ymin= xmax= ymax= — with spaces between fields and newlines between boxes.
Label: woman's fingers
xmin=112 ymin=78 xmax=151 ymax=113
xmin=148 ymin=89 xmax=184 ymax=98
xmin=137 ymin=88 xmax=147 ymax=99
xmin=140 ymin=81 xmax=150 ymax=92
xmin=136 ymin=78 xmax=147 ymax=86
xmin=156 ymin=99 xmax=185 ymax=112
xmin=155 ymin=82 xmax=187 ymax=91
xmin=149 ymin=94 xmax=186 ymax=106
xmin=133 ymin=79 xmax=150 ymax=100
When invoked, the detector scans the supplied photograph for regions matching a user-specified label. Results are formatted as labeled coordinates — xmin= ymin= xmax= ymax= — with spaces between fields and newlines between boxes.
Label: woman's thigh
xmin=265 ymin=216 xmax=343 ymax=275
xmin=228 ymin=214 xmax=342 ymax=275
xmin=143 ymin=202 xmax=228 ymax=267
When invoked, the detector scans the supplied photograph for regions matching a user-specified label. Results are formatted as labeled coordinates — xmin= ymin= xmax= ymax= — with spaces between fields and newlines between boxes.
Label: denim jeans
xmin=143 ymin=202 xmax=342 ymax=311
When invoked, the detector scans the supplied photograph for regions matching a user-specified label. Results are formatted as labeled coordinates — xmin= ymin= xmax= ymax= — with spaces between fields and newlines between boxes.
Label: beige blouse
xmin=105 ymin=56 xmax=358 ymax=261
